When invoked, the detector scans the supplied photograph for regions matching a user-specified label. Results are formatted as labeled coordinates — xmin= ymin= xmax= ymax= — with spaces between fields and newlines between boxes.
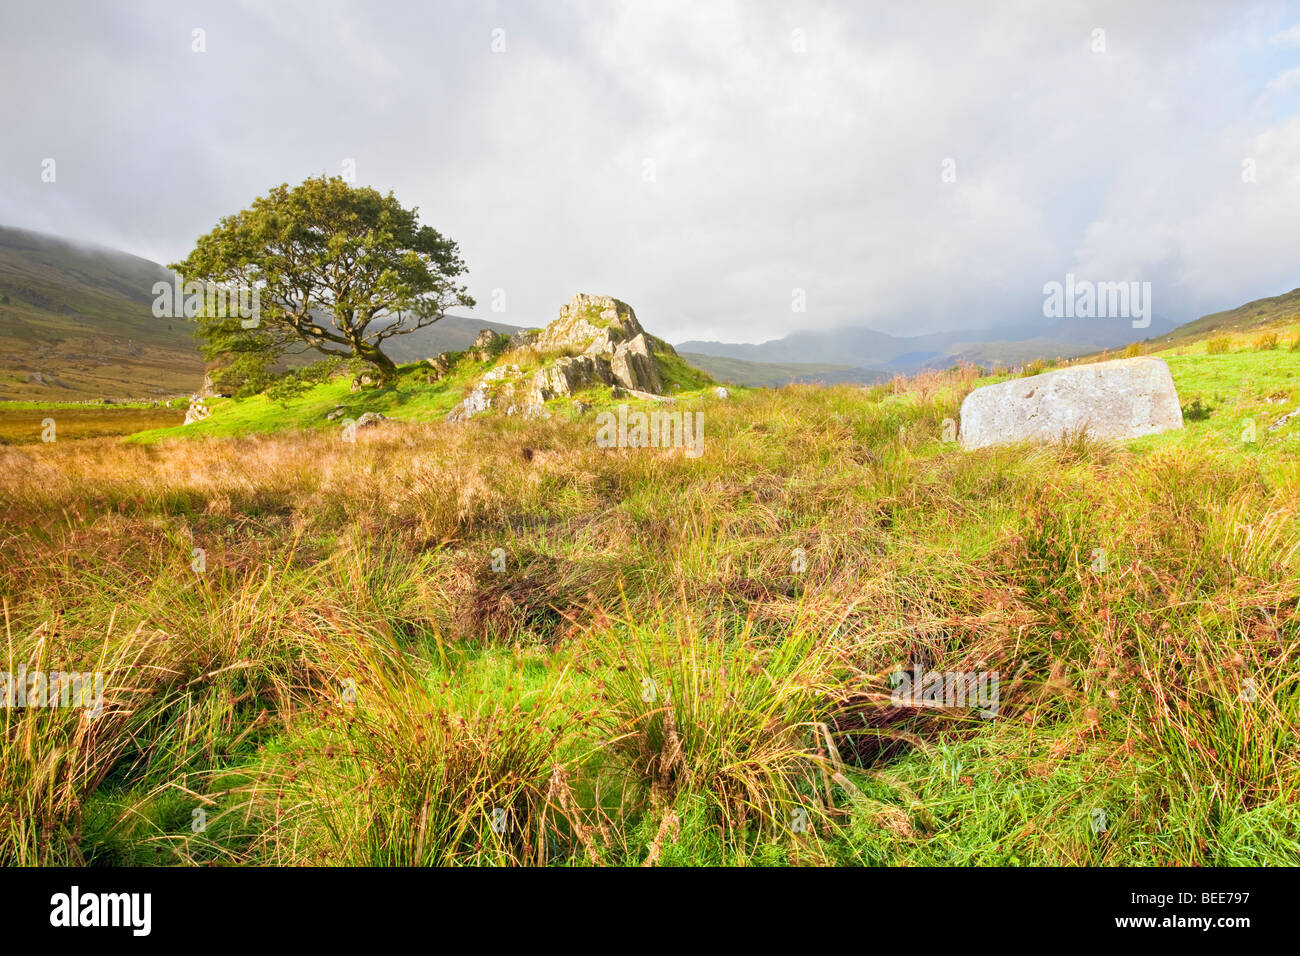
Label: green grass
xmin=2 ymin=325 xmax=1298 ymax=867
xmin=131 ymin=343 xmax=720 ymax=443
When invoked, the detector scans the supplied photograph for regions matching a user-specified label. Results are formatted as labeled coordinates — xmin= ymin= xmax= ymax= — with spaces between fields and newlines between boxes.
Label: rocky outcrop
xmin=425 ymin=353 xmax=453 ymax=380
xmin=610 ymin=333 xmax=662 ymax=395
xmin=447 ymin=364 xmax=525 ymax=422
xmin=24 ymin=371 xmax=71 ymax=389
xmin=509 ymin=328 xmax=541 ymax=349
xmin=531 ymin=294 xmax=671 ymax=396
xmin=534 ymin=294 xmax=641 ymax=352
xmin=472 ymin=328 xmax=507 ymax=362
xmin=446 ymin=294 xmax=691 ymax=422
xmin=183 ymin=400 xmax=211 ymax=425
xmin=959 ymin=356 xmax=1183 ymax=450
xmin=528 ymin=355 xmax=613 ymax=405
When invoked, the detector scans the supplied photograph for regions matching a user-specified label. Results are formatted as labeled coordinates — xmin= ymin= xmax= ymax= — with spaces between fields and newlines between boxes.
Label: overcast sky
xmin=1 ymin=0 xmax=1298 ymax=343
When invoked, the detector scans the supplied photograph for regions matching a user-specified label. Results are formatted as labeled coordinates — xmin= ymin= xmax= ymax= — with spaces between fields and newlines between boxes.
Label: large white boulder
xmin=959 ymin=356 xmax=1183 ymax=450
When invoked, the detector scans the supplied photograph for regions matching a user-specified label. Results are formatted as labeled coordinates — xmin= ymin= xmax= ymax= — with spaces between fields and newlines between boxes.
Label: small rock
xmin=509 ymin=329 xmax=541 ymax=349
xmin=1266 ymin=407 xmax=1300 ymax=433
xmin=714 ymin=386 xmax=730 ymax=399
xmin=447 ymin=384 xmax=493 ymax=422
xmin=326 ymin=406 xmax=346 ymax=421
xmin=183 ymin=401 xmax=211 ymax=425
xmin=341 ymin=411 xmax=387 ymax=441
xmin=426 ymin=353 xmax=452 ymax=378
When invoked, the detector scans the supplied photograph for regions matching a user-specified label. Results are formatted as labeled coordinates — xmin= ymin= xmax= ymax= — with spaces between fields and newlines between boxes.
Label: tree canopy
xmin=171 ymin=175 xmax=475 ymax=382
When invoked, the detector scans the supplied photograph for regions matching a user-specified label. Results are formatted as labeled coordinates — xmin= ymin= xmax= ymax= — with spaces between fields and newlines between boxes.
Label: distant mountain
xmin=376 ymin=315 xmax=522 ymax=363
xmin=5 ymin=223 xmax=1294 ymax=399
xmin=0 ymin=225 xmax=201 ymax=401
xmin=0 ymin=225 xmax=525 ymax=400
xmin=677 ymin=312 xmax=1183 ymax=380
xmin=678 ymin=352 xmax=889 ymax=387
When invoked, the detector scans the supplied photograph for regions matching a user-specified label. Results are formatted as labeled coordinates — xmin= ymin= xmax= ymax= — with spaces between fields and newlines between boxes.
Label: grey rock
xmin=536 ymin=294 xmax=644 ymax=354
xmin=24 ymin=371 xmax=71 ymax=389
xmin=959 ymin=356 xmax=1183 ymax=450
xmin=714 ymin=386 xmax=730 ymax=399
xmin=425 ymin=353 xmax=452 ymax=379
xmin=508 ymin=329 xmax=541 ymax=349
xmin=447 ymin=383 xmax=493 ymax=422
xmin=183 ymin=401 xmax=211 ymax=425
xmin=326 ymin=406 xmax=346 ymax=421
xmin=341 ymin=411 xmax=387 ymax=441
xmin=528 ymin=355 xmax=612 ymax=405
xmin=610 ymin=332 xmax=663 ymax=394
xmin=1267 ymin=407 xmax=1300 ymax=433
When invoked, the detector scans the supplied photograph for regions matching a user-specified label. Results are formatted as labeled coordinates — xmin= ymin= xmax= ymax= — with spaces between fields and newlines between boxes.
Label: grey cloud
xmin=1 ymin=0 xmax=1298 ymax=344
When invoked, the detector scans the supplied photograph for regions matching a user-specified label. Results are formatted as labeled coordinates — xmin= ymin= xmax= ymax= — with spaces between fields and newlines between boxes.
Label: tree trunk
xmin=355 ymin=341 xmax=398 ymax=382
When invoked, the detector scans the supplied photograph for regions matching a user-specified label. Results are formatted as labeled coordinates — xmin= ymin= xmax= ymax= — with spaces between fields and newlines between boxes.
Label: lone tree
xmin=171 ymin=175 xmax=474 ymax=384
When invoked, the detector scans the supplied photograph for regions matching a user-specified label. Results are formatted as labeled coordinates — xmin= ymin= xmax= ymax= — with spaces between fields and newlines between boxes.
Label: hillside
xmin=1165 ymin=286 xmax=1300 ymax=343
xmin=679 ymin=351 xmax=886 ymax=387
xmin=0 ymin=226 xmax=622 ymax=401
xmin=0 ymin=225 xmax=201 ymax=401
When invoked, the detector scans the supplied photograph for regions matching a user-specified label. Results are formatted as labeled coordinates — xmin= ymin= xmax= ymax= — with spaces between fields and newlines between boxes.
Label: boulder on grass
xmin=958 ymin=356 xmax=1183 ymax=451
xmin=183 ymin=401 xmax=211 ymax=425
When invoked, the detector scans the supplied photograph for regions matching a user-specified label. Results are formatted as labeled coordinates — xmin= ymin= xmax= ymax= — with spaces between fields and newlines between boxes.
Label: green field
xmin=2 ymin=317 xmax=1298 ymax=867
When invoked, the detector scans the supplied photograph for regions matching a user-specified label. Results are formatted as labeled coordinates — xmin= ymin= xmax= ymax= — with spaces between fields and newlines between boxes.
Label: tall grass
xmin=2 ymin=359 xmax=1297 ymax=866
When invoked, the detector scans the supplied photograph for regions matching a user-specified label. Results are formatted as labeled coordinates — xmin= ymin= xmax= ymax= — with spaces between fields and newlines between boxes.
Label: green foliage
xmin=211 ymin=351 xmax=278 ymax=399
xmin=264 ymin=358 xmax=345 ymax=406
xmin=1181 ymin=396 xmax=1213 ymax=421
xmin=1206 ymin=335 xmax=1232 ymax=355
xmin=171 ymin=175 xmax=475 ymax=380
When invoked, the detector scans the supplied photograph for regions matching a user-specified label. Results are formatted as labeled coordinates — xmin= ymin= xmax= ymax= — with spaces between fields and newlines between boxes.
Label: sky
xmin=1 ymin=0 xmax=1299 ymax=344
